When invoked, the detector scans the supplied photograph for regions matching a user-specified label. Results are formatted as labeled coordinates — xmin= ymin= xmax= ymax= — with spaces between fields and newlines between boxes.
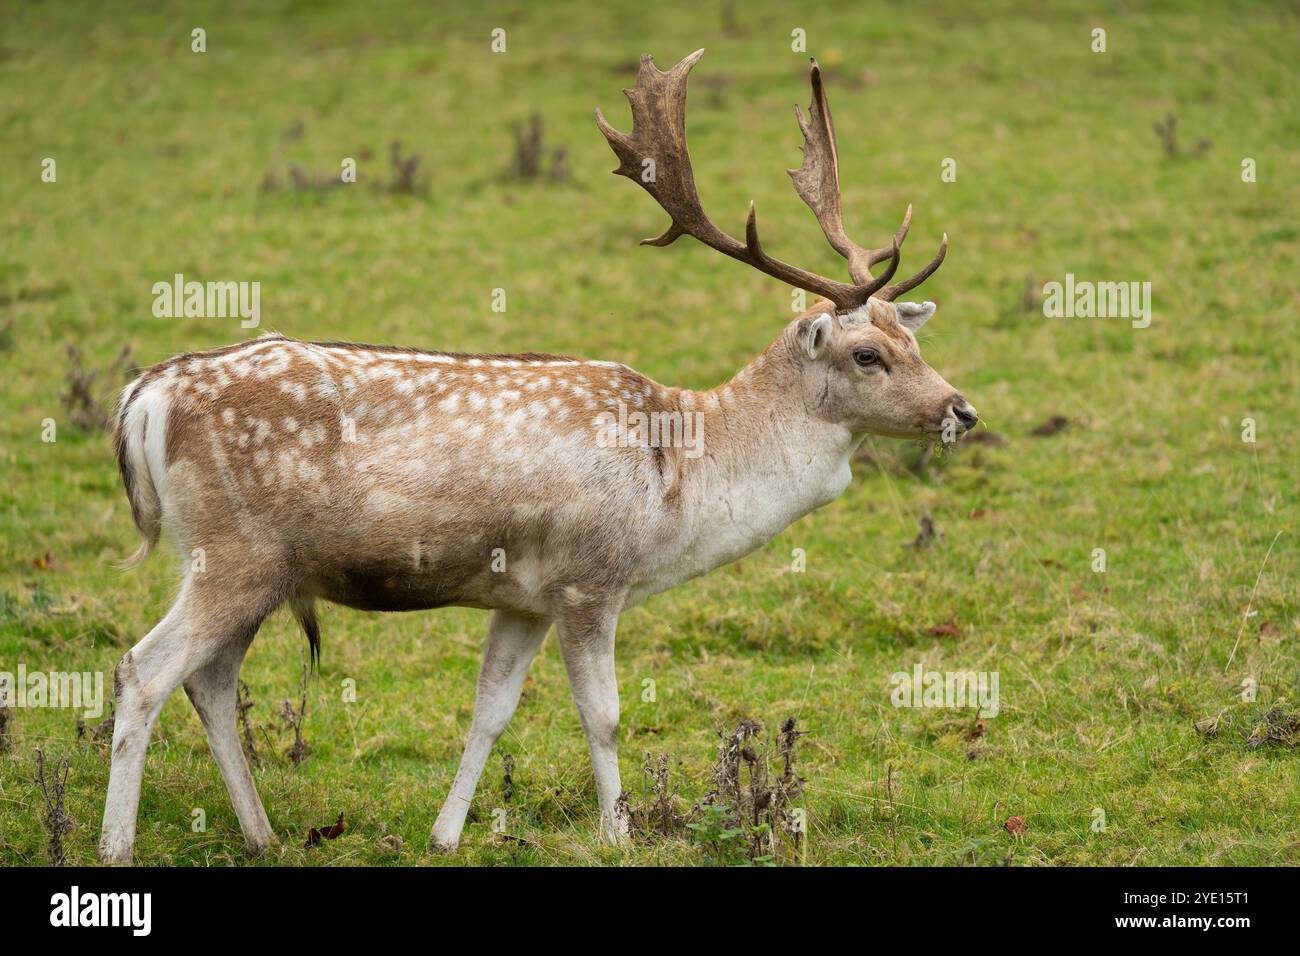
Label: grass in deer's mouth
xmin=0 ymin=0 xmax=1296 ymax=866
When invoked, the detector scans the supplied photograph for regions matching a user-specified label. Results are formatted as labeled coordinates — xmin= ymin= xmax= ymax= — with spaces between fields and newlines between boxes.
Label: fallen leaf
xmin=305 ymin=813 xmax=345 ymax=848
xmin=1029 ymin=415 xmax=1070 ymax=437
xmin=493 ymin=832 xmax=541 ymax=849
xmin=928 ymin=618 xmax=961 ymax=638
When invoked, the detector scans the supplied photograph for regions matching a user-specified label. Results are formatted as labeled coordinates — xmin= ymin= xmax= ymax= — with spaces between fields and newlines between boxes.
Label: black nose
xmin=952 ymin=400 xmax=978 ymax=429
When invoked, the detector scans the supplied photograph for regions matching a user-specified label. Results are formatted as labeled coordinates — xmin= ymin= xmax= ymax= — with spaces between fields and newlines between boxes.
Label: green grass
xmin=0 ymin=0 xmax=1296 ymax=866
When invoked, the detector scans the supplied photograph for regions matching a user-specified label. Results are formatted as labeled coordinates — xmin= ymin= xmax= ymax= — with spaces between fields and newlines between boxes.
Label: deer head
xmin=596 ymin=50 xmax=977 ymax=440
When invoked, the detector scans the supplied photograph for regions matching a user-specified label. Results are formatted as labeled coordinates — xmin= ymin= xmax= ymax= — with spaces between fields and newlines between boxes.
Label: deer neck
xmin=667 ymin=332 xmax=857 ymax=577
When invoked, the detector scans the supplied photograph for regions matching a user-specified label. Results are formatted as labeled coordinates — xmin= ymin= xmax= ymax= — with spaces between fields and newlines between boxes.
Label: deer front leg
xmin=555 ymin=605 xmax=629 ymax=846
xmin=430 ymin=610 xmax=551 ymax=852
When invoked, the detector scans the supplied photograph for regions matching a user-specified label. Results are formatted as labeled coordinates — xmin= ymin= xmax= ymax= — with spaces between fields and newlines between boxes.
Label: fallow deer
xmin=99 ymin=50 xmax=976 ymax=863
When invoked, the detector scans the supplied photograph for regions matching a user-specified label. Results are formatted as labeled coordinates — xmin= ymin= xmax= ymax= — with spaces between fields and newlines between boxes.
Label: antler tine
xmin=868 ymin=205 xmax=912 ymax=266
xmin=865 ymin=237 xmax=901 ymax=293
xmin=596 ymin=50 xmax=866 ymax=310
xmin=877 ymin=233 xmax=949 ymax=302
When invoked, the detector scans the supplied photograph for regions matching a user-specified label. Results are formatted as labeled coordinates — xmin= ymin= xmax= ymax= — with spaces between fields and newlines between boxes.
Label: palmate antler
xmin=596 ymin=50 xmax=947 ymax=310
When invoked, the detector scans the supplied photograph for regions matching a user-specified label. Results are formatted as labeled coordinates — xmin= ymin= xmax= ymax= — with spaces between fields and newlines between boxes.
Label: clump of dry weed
xmin=626 ymin=716 xmax=806 ymax=864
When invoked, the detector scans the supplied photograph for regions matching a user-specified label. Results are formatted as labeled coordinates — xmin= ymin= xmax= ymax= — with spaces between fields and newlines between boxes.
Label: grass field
xmin=0 ymin=0 xmax=1296 ymax=866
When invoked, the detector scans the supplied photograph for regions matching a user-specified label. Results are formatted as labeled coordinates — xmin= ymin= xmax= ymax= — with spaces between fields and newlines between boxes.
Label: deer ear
xmin=800 ymin=312 xmax=834 ymax=359
xmin=895 ymin=300 xmax=937 ymax=332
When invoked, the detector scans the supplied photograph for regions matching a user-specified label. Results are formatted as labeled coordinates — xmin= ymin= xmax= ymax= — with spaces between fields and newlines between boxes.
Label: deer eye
xmin=853 ymin=348 xmax=881 ymax=368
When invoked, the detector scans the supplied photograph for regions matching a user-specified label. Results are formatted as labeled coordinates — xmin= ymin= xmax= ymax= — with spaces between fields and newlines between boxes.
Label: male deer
xmin=99 ymin=50 xmax=976 ymax=863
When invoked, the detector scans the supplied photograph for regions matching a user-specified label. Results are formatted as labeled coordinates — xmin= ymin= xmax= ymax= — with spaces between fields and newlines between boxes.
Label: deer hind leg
xmin=430 ymin=610 xmax=551 ymax=852
xmin=99 ymin=578 xmax=275 ymax=865
xmin=555 ymin=605 xmax=629 ymax=846
xmin=183 ymin=630 xmax=274 ymax=855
